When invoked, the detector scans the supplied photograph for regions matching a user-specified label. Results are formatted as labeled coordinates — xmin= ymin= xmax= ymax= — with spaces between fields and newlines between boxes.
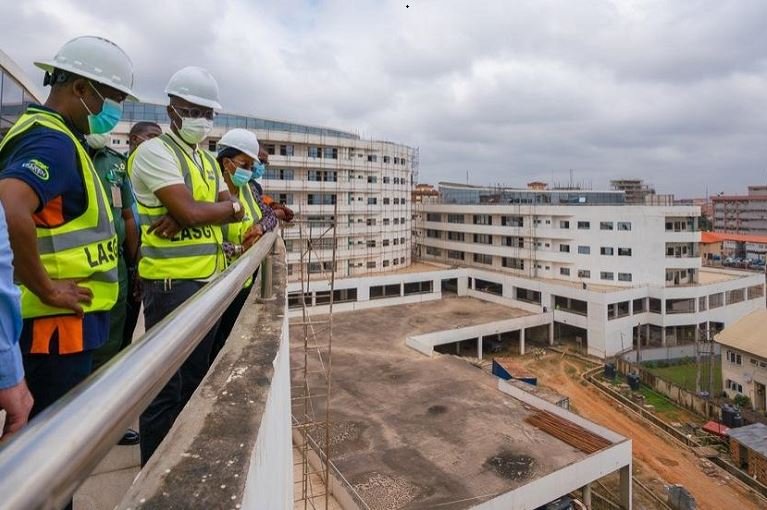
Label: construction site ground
xmin=508 ymin=350 xmax=766 ymax=510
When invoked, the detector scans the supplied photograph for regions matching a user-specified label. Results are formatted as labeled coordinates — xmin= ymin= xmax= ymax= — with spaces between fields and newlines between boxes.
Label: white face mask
xmin=178 ymin=117 xmax=213 ymax=144
xmin=85 ymin=133 xmax=110 ymax=149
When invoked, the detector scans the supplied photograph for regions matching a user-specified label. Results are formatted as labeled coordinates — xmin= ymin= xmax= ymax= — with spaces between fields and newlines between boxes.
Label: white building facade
xmin=110 ymin=102 xmax=417 ymax=282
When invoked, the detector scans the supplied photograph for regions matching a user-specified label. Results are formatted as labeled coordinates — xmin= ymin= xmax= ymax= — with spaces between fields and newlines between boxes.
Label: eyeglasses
xmin=172 ymin=105 xmax=216 ymax=120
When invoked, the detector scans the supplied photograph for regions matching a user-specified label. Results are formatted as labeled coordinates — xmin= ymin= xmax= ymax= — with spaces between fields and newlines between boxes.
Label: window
xmin=382 ymin=260 xmax=390 ymax=267
xmin=502 ymin=257 xmax=524 ymax=270
xmin=726 ymin=380 xmax=744 ymax=393
xmin=473 ymin=214 xmax=492 ymax=225
xmin=383 ymin=198 xmax=390 ymax=205
xmin=473 ymin=234 xmax=493 ymax=244
xmin=383 ymin=218 xmax=390 ymax=226
xmin=600 ymin=271 xmax=614 ymax=281
xmin=447 ymin=214 xmax=465 ymax=224
xmin=475 ymin=279 xmax=503 ymax=296
xmin=279 ymin=144 xmax=294 ymax=156
xmin=577 ymin=270 xmax=591 ymax=278
xmin=600 ymin=222 xmax=614 ymax=231
xmin=383 ymin=156 xmax=391 ymax=163
xmin=709 ymin=293 xmax=723 ymax=309
xmin=307 ymin=170 xmax=337 ymax=182
xmin=383 ymin=176 xmax=391 ymax=184
xmin=425 ymin=246 xmax=441 ymax=256
xmin=515 ymin=287 xmax=541 ymax=304
xmin=577 ymin=221 xmax=590 ymax=230
xmin=748 ymin=285 xmax=764 ymax=300
xmin=617 ymin=222 xmax=631 ymax=231
xmin=393 ymin=157 xmax=399 ymax=164
xmin=383 ymin=239 xmax=390 ymax=246
xmin=393 ymin=177 xmax=399 ymax=184
xmin=370 ymin=284 xmax=400 ymax=300
xmin=600 ymin=247 xmax=614 ymax=256
xmin=578 ymin=246 xmax=590 ymax=255
xmin=426 ymin=229 xmax=440 ymax=239
xmin=308 ymin=146 xmax=321 ymax=158
xmin=264 ymin=168 xmax=294 ymax=180
xmin=367 ymin=175 xmax=377 ymax=184
xmin=560 ymin=267 xmax=571 ymax=276
xmin=264 ymin=144 xmax=276 ymax=155
xmin=366 ymin=218 xmax=376 ymax=226
xmin=554 ymin=295 xmax=587 ymax=316
xmin=393 ymin=218 xmax=399 ymax=225
xmin=400 ymin=237 xmax=405 ymax=244
xmin=404 ymin=281 xmax=433 ymax=295
xmin=649 ymin=298 xmax=662 ymax=314
xmin=504 ymin=236 xmax=524 ymax=248
xmin=501 ymin=216 xmax=524 ymax=227
xmin=367 ymin=197 xmax=378 ymax=205
xmin=447 ymin=250 xmax=464 ymax=260
xmin=393 ymin=198 xmax=400 ymax=205
xmin=559 ymin=244 xmax=570 ymax=253
xmin=447 ymin=231 xmax=465 ymax=241
xmin=393 ymin=238 xmax=399 ymax=245
xmin=666 ymin=298 xmax=695 ymax=314
xmin=307 ymin=193 xmax=336 ymax=205
xmin=559 ymin=220 xmax=570 ymax=229
xmin=400 ymin=217 xmax=405 ymax=223
xmin=366 ymin=261 xmax=376 ymax=269
xmin=633 ymin=298 xmax=646 ymax=313
xmin=698 ymin=296 xmax=707 ymax=311
xmin=618 ymin=248 xmax=632 ymax=256
xmin=367 ymin=154 xmax=378 ymax=162
xmin=426 ymin=213 xmax=441 ymax=222
xmin=726 ymin=350 xmax=743 ymax=366
xmin=608 ymin=301 xmax=630 ymax=320
xmin=277 ymin=193 xmax=294 ymax=205
xmin=366 ymin=240 xmax=376 ymax=248
xmin=727 ymin=288 xmax=745 ymax=304
xmin=618 ymin=273 xmax=632 ymax=282
xmin=473 ymin=253 xmax=493 ymax=265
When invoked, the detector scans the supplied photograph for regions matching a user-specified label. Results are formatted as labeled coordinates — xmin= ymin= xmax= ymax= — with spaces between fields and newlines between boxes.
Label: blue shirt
xmin=0 ymin=104 xmax=109 ymax=353
xmin=0 ymin=203 xmax=23 ymax=389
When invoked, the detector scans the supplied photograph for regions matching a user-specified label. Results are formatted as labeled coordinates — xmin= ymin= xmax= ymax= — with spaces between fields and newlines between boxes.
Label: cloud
xmin=2 ymin=0 xmax=767 ymax=196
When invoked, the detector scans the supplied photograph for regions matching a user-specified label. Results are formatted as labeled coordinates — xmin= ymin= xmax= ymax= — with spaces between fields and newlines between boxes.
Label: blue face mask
xmin=81 ymin=82 xmax=123 ymax=135
xmin=252 ymin=163 xmax=266 ymax=180
xmin=232 ymin=167 xmax=253 ymax=187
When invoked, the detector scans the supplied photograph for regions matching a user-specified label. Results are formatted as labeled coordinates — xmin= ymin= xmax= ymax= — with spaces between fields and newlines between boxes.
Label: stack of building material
xmin=526 ymin=411 xmax=612 ymax=454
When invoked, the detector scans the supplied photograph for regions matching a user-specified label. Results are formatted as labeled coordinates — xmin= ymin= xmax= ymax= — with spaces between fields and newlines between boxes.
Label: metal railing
xmin=0 ymin=232 xmax=278 ymax=510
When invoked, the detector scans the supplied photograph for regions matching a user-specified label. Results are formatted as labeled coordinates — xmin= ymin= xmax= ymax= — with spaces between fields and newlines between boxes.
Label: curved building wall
xmin=110 ymin=103 xmax=416 ymax=282
xmin=0 ymin=49 xmax=43 ymax=139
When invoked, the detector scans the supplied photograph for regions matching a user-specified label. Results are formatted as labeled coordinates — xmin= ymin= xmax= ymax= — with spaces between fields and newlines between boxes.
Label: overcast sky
xmin=2 ymin=0 xmax=766 ymax=196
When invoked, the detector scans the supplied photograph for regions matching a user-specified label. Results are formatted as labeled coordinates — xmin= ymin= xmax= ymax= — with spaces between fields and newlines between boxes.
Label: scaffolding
xmin=292 ymin=202 xmax=337 ymax=509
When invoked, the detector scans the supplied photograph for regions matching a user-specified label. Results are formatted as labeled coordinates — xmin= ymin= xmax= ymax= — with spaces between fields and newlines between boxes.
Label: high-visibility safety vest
xmin=129 ymin=133 xmax=225 ymax=280
xmin=0 ymin=106 xmax=118 ymax=318
xmin=222 ymin=182 xmax=263 ymax=288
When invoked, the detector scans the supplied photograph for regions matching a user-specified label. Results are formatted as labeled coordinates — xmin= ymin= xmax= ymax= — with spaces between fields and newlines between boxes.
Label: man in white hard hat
xmin=0 ymin=36 xmax=135 ymax=436
xmin=128 ymin=66 xmax=244 ymax=464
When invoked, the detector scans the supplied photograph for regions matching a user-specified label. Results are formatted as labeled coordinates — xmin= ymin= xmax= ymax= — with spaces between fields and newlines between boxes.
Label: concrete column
xmin=477 ymin=336 xmax=483 ymax=359
xmin=520 ymin=329 xmax=526 ymax=355
xmin=619 ymin=464 xmax=632 ymax=509
xmin=661 ymin=327 xmax=667 ymax=347
xmin=582 ymin=483 xmax=592 ymax=509
xmin=549 ymin=322 xmax=555 ymax=345
xmin=645 ymin=324 xmax=650 ymax=346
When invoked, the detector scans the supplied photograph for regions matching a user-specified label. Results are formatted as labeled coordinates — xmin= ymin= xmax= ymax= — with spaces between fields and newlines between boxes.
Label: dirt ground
xmin=513 ymin=352 xmax=766 ymax=510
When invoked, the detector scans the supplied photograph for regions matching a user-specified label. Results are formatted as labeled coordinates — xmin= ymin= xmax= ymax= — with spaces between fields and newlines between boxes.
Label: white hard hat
xmin=165 ymin=66 xmax=222 ymax=110
xmin=35 ymin=35 xmax=137 ymax=100
xmin=218 ymin=129 xmax=261 ymax=163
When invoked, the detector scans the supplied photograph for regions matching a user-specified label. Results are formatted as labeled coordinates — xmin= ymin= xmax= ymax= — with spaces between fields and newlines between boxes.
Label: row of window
xmin=364 ymin=237 xmax=407 ymax=247
xmin=262 ymin=143 xmax=409 ymax=165
xmin=574 ymin=245 xmax=632 ymax=256
xmin=349 ymin=196 xmax=410 ymax=205
xmin=726 ymin=350 xmax=767 ymax=368
xmin=264 ymin=168 xmax=410 ymax=182
xmin=427 ymin=214 xmax=634 ymax=232
xmin=364 ymin=217 xmax=408 ymax=226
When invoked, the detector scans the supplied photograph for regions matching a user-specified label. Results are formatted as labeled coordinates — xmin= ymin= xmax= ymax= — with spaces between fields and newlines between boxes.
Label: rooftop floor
xmin=290 ymin=297 xmax=597 ymax=509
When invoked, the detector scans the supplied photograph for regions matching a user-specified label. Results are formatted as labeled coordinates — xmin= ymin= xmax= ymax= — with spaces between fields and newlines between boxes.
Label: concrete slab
xmin=290 ymin=297 xmax=603 ymax=509
xmin=74 ymin=465 xmax=139 ymax=510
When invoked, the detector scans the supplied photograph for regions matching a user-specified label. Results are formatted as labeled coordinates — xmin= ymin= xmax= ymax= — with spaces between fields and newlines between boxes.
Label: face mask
xmin=85 ymin=133 xmax=110 ymax=149
xmin=252 ymin=162 xmax=266 ymax=180
xmin=177 ymin=116 xmax=213 ymax=145
xmin=81 ymin=82 xmax=123 ymax=134
xmin=231 ymin=166 xmax=253 ymax=187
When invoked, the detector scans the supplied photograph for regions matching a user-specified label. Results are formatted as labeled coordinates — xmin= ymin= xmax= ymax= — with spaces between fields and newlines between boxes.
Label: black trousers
xmin=139 ymin=279 xmax=219 ymax=465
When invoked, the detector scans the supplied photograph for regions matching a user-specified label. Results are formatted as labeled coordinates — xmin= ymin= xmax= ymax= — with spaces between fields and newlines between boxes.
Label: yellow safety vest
xmin=129 ymin=134 xmax=225 ymax=280
xmin=222 ymin=182 xmax=263 ymax=288
xmin=0 ymin=106 xmax=118 ymax=318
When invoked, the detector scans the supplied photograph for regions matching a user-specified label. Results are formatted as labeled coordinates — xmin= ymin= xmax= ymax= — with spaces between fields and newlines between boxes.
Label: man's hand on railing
xmin=242 ymin=224 xmax=264 ymax=251
xmin=0 ymin=379 xmax=33 ymax=442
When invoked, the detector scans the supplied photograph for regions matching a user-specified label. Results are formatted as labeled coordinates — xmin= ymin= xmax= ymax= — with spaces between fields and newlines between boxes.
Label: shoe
xmin=118 ymin=429 xmax=140 ymax=446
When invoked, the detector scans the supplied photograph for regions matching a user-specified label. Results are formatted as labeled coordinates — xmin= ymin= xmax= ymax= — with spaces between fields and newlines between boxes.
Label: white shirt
xmin=130 ymin=130 xmax=226 ymax=207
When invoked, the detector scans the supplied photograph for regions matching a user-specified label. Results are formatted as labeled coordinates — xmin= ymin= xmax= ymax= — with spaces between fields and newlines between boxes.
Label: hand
xmin=0 ymin=379 xmax=34 ymax=441
xmin=40 ymin=279 xmax=93 ymax=317
xmin=131 ymin=272 xmax=143 ymax=301
xmin=148 ymin=215 xmax=181 ymax=239
xmin=232 ymin=199 xmax=245 ymax=221
xmin=243 ymin=224 xmax=263 ymax=250
xmin=279 ymin=205 xmax=295 ymax=222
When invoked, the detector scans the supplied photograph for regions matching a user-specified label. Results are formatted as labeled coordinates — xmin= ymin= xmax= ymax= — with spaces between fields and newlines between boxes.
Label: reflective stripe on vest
xmin=130 ymin=133 xmax=224 ymax=280
xmin=0 ymin=107 xmax=118 ymax=318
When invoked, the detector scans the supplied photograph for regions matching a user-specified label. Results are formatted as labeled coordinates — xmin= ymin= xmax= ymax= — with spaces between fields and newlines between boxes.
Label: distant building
xmin=527 ymin=181 xmax=548 ymax=190
xmin=716 ymin=310 xmax=767 ymax=413
xmin=610 ymin=179 xmax=657 ymax=204
xmin=411 ymin=183 xmax=439 ymax=204
xmin=0 ymin=49 xmax=43 ymax=139
xmin=701 ymin=232 xmax=767 ymax=264
xmin=712 ymin=186 xmax=767 ymax=235
xmin=676 ymin=197 xmax=713 ymax=219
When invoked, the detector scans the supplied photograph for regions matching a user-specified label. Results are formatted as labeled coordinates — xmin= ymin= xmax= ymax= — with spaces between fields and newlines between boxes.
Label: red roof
xmin=701 ymin=232 xmax=767 ymax=244
xmin=702 ymin=421 xmax=729 ymax=437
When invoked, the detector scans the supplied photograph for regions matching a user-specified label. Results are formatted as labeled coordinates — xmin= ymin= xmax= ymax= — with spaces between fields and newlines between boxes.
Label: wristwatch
xmin=231 ymin=200 xmax=242 ymax=215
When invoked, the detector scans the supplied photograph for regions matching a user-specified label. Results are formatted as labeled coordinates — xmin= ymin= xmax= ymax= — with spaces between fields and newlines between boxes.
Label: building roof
xmin=728 ymin=423 xmax=767 ymax=457
xmin=702 ymin=232 xmax=767 ymax=245
xmin=715 ymin=310 xmax=767 ymax=359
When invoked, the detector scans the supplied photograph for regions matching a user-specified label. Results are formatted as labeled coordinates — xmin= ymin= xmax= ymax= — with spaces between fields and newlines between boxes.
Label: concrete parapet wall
xmin=119 ymin=240 xmax=292 ymax=509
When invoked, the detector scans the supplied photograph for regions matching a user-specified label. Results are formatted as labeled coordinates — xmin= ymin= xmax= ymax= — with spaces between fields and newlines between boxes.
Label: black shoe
xmin=118 ymin=429 xmax=140 ymax=446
